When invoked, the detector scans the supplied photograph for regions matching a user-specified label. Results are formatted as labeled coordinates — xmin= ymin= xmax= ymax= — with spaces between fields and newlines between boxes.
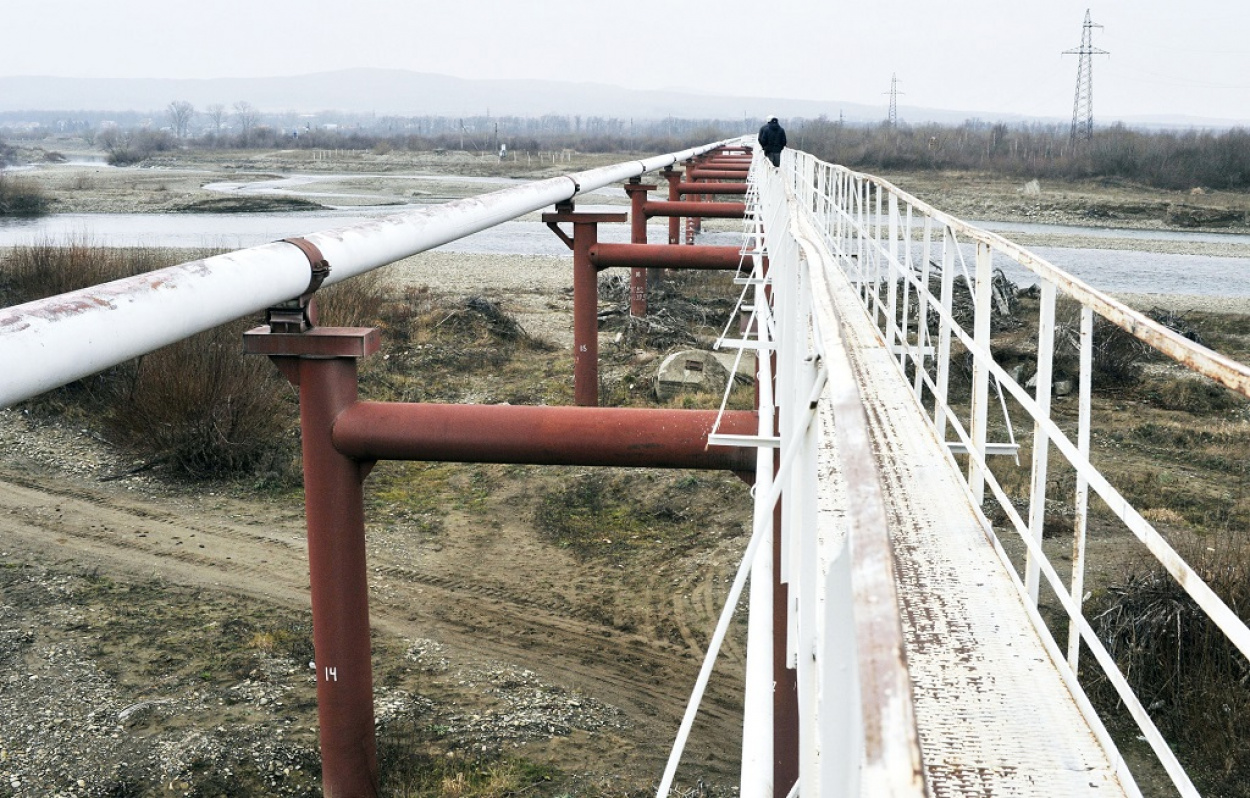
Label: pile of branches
xmin=1054 ymin=306 xmax=1206 ymax=388
xmin=918 ymin=266 xmax=1021 ymax=334
xmin=597 ymin=275 xmax=723 ymax=353
xmin=1146 ymin=307 xmax=1205 ymax=346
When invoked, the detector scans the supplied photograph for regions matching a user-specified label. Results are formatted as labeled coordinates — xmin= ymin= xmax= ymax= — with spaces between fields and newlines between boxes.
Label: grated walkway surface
xmin=824 ymin=268 xmax=1133 ymax=797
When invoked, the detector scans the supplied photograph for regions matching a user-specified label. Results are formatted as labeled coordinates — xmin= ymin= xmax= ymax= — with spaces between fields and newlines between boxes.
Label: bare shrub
xmin=1056 ymin=313 xmax=1151 ymax=387
xmin=1145 ymin=376 xmax=1243 ymax=414
xmin=0 ymin=172 xmax=50 ymax=216
xmin=1087 ymin=532 xmax=1250 ymax=794
xmin=4 ymin=243 xmax=295 ymax=480
xmin=102 ymin=320 xmax=293 ymax=478
xmin=315 ymin=271 xmax=392 ymax=327
xmin=0 ymin=240 xmax=191 ymax=306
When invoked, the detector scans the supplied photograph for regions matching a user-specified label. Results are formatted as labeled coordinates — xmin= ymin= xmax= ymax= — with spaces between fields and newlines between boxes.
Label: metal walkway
xmin=826 ymin=250 xmax=1127 ymax=795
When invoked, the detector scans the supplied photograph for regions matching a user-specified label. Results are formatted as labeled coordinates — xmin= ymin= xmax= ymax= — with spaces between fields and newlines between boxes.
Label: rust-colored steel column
xmin=661 ymin=167 xmax=681 ymax=246
xmin=542 ymin=210 xmax=627 ymax=406
xmin=244 ymin=326 xmax=382 ymax=798
xmin=760 ymin=260 xmax=798 ymax=793
xmin=623 ymin=179 xmax=655 ymax=317
xmin=574 ymin=221 xmax=600 ymax=406
xmin=686 ymin=158 xmax=703 ymax=238
xmin=773 ymin=479 xmax=798 ymax=793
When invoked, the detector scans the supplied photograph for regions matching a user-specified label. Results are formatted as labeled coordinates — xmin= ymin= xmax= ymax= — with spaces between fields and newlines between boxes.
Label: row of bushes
xmin=797 ymin=119 xmax=1250 ymax=191
xmin=35 ymin=111 xmax=1247 ymax=191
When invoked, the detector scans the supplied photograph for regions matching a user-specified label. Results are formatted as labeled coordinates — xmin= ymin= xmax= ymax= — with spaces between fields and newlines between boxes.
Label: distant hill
xmin=0 ymin=68 xmax=970 ymax=125
xmin=2 ymin=69 xmax=1239 ymax=129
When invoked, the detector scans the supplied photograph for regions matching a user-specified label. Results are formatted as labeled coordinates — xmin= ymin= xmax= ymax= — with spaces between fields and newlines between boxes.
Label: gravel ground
xmin=1111 ymin=292 xmax=1250 ymax=315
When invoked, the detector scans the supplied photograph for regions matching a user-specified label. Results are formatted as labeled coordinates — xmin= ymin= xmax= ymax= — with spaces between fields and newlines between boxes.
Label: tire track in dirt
xmin=0 ymin=466 xmax=747 ymax=783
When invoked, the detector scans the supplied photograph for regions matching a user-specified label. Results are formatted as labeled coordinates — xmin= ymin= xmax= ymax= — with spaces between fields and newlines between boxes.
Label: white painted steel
xmin=969 ymin=243 xmax=992 ymax=505
xmin=783 ymin=149 xmax=1249 ymax=795
xmin=0 ymin=142 xmax=731 ymax=409
xmin=1068 ymin=306 xmax=1094 ymax=671
xmin=1025 ymin=279 xmax=1056 ymax=603
xmin=738 ymin=193 xmax=775 ymax=798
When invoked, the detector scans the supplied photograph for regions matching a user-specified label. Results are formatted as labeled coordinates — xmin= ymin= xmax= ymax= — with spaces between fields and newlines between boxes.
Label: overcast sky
xmin=4 ymin=0 xmax=1249 ymax=124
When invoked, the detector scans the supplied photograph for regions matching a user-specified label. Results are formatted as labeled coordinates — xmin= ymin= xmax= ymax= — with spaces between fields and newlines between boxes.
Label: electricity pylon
xmin=886 ymin=73 xmax=903 ymax=128
xmin=1064 ymin=9 xmax=1109 ymax=144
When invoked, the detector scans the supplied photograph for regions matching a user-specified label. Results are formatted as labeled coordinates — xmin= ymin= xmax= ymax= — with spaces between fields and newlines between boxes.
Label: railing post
xmin=914 ymin=216 xmax=934 ymax=401
xmin=1067 ymin=306 xmax=1094 ymax=668
xmin=886 ymin=194 xmax=900 ymax=354
xmin=934 ymin=227 xmax=956 ymax=442
xmin=870 ymin=185 xmax=884 ymax=324
xmin=794 ymin=351 xmax=821 ymax=798
xmin=899 ymin=205 xmax=915 ymax=370
xmin=769 ymin=215 xmax=801 ymax=794
xmin=968 ymin=242 xmax=993 ymax=505
xmin=741 ymin=281 xmax=776 ymax=796
xmin=1026 ymin=279 xmax=1057 ymax=603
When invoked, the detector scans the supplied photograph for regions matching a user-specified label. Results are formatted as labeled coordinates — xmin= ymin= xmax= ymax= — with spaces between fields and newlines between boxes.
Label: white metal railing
xmin=659 ymin=148 xmax=926 ymax=797
xmin=775 ymin=148 xmax=1250 ymax=796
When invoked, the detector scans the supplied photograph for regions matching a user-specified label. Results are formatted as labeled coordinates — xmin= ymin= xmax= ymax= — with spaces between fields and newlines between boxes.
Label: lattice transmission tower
xmin=1064 ymin=9 xmax=1109 ymax=143
xmin=886 ymin=73 xmax=903 ymax=128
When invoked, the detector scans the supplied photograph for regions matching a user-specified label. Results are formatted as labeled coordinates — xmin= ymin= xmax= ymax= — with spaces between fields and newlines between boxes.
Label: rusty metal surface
xmin=644 ymin=200 xmax=746 ymax=219
xmin=571 ymin=219 xmax=601 ymax=406
xmin=625 ymin=181 xmax=653 ymax=316
xmin=242 ymin=326 xmax=380 ymax=358
xmin=676 ymin=182 xmax=749 ymax=195
xmin=331 ymin=403 xmax=757 ymax=471
xmin=686 ymin=169 xmax=751 ymax=180
xmin=293 ymin=355 xmax=379 ymax=797
xmin=589 ymin=243 xmax=743 ymax=270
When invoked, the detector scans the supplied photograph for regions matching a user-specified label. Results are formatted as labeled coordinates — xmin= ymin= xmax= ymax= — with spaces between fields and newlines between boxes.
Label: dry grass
xmin=0 ymin=171 xmax=49 ymax=216
xmin=1086 ymin=530 xmax=1250 ymax=794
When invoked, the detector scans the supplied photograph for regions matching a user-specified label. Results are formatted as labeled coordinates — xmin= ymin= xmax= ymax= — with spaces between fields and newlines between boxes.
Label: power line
xmin=1064 ymin=9 xmax=1109 ymax=143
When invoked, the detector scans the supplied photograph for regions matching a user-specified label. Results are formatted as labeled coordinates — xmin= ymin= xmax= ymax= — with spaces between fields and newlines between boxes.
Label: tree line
xmin=793 ymin=118 xmax=1250 ymax=191
xmin=7 ymin=99 xmax=1250 ymax=191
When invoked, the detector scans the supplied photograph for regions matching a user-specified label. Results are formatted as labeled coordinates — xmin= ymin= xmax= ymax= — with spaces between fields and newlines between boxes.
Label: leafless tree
xmin=233 ymin=101 xmax=259 ymax=145
xmin=205 ymin=104 xmax=227 ymax=135
xmin=167 ymin=100 xmax=195 ymax=139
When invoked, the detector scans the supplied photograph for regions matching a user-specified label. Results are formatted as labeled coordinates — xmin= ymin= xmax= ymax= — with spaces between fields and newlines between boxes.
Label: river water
xmin=2 ymin=205 xmax=1249 ymax=297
